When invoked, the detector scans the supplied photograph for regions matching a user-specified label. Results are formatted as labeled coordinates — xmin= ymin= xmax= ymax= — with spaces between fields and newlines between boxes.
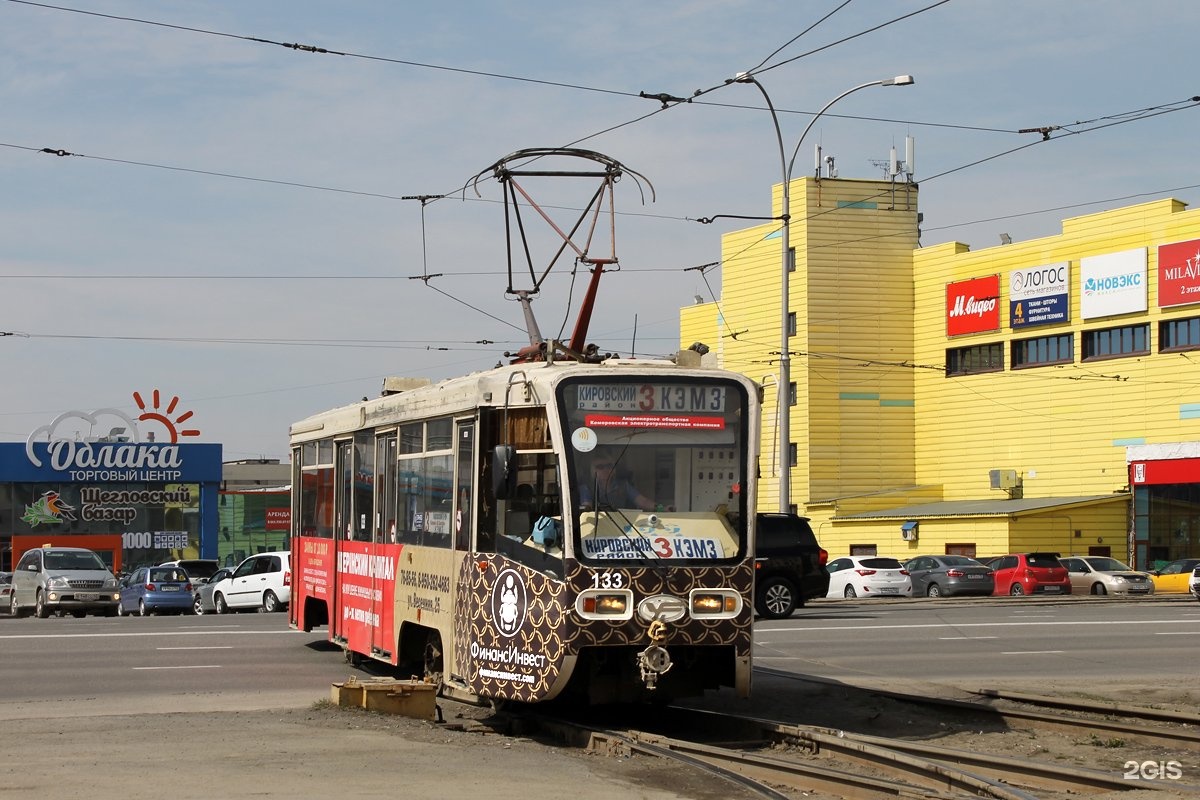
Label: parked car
xmin=1190 ymin=566 xmax=1200 ymax=602
xmin=751 ymin=512 xmax=830 ymax=619
xmin=1149 ymin=558 xmax=1200 ymax=593
xmin=118 ymin=566 xmax=195 ymax=616
xmin=9 ymin=546 xmax=120 ymax=618
xmin=212 ymin=551 xmax=291 ymax=613
xmin=192 ymin=567 xmax=234 ymax=615
xmin=159 ymin=558 xmax=220 ymax=585
xmin=903 ymin=555 xmax=994 ymax=597
xmin=1059 ymin=556 xmax=1154 ymax=596
xmin=0 ymin=572 xmax=12 ymax=614
xmin=982 ymin=553 xmax=1071 ymax=596
xmin=826 ymin=556 xmax=911 ymax=599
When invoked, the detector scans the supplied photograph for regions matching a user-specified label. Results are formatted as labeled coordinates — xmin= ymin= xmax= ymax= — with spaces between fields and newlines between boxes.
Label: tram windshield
xmin=557 ymin=377 xmax=749 ymax=563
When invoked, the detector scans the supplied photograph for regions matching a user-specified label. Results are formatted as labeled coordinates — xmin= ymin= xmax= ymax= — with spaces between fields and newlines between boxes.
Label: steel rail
xmin=755 ymin=667 xmax=1200 ymax=752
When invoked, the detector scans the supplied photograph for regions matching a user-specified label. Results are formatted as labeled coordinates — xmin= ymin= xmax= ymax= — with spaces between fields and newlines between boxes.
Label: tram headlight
xmin=575 ymin=589 xmax=634 ymax=621
xmin=689 ymin=589 xmax=742 ymax=618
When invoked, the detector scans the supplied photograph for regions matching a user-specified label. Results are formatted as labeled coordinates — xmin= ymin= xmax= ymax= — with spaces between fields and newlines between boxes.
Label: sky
xmin=2 ymin=0 xmax=1198 ymax=462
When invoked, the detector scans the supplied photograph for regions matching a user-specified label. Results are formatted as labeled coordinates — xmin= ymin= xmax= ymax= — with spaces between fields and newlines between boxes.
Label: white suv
xmin=1189 ymin=566 xmax=1200 ymax=602
xmin=211 ymin=551 xmax=291 ymax=613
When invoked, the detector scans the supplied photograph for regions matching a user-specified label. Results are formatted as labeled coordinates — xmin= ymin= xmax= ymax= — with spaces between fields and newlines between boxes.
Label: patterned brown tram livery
xmin=290 ymin=354 xmax=759 ymax=704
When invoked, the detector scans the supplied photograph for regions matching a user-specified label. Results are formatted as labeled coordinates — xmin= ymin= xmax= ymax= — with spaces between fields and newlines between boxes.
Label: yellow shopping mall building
xmin=681 ymin=174 xmax=1200 ymax=570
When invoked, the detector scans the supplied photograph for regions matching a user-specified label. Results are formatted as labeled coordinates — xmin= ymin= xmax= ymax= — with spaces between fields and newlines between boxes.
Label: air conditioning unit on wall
xmin=989 ymin=469 xmax=1020 ymax=490
xmin=900 ymin=521 xmax=919 ymax=542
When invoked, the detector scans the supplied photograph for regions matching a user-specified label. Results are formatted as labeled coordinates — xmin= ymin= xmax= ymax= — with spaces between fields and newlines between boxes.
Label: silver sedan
xmin=192 ymin=568 xmax=234 ymax=614
xmin=1060 ymin=556 xmax=1154 ymax=596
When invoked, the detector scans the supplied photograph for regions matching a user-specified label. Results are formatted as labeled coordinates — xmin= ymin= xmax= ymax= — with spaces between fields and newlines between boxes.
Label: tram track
xmin=502 ymin=669 xmax=1200 ymax=799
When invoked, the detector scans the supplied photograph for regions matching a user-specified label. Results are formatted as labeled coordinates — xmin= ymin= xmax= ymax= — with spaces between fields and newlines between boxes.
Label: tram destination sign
xmin=575 ymin=383 xmax=727 ymax=413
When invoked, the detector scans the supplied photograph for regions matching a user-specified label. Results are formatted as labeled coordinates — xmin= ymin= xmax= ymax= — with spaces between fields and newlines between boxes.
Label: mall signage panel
xmin=1009 ymin=262 xmax=1069 ymax=329
xmin=946 ymin=274 xmax=1000 ymax=336
xmin=1158 ymin=238 xmax=1200 ymax=308
xmin=1080 ymin=248 xmax=1147 ymax=320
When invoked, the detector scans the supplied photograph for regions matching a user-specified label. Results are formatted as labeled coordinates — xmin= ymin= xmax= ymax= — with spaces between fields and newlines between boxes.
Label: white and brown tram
xmin=288 ymin=352 xmax=759 ymax=704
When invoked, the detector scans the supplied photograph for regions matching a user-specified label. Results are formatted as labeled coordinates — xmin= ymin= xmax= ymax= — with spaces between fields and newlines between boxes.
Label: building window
xmin=787 ymin=247 xmax=796 ymax=273
xmin=788 ymin=442 xmax=797 ymax=467
xmin=946 ymin=343 xmax=1002 ymax=376
xmin=1012 ymin=333 xmax=1073 ymax=368
xmin=788 ymin=382 xmax=797 ymax=406
xmin=1083 ymin=324 xmax=1148 ymax=360
xmin=1160 ymin=315 xmax=1200 ymax=352
xmin=787 ymin=312 xmax=797 ymax=336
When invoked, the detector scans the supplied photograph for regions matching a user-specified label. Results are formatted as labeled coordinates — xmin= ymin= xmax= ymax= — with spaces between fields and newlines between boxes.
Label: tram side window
xmin=394 ymin=453 xmax=453 ymax=549
xmin=297 ymin=440 xmax=335 ymax=539
xmin=495 ymin=452 xmax=563 ymax=576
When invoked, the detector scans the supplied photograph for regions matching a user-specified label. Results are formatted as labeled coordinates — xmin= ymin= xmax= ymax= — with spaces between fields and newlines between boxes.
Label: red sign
xmin=1158 ymin=239 xmax=1200 ymax=308
xmin=585 ymin=414 xmax=726 ymax=430
xmin=1130 ymin=458 xmax=1200 ymax=485
xmin=946 ymin=275 xmax=1000 ymax=336
xmin=266 ymin=508 xmax=290 ymax=531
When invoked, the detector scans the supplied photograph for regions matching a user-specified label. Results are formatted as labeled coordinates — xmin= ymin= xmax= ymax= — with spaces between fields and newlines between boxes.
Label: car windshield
xmin=1085 ymin=557 xmax=1131 ymax=571
xmin=859 ymin=557 xmax=903 ymax=569
xmin=940 ymin=556 xmax=979 ymax=567
xmin=43 ymin=551 xmax=106 ymax=571
xmin=1026 ymin=554 xmax=1062 ymax=568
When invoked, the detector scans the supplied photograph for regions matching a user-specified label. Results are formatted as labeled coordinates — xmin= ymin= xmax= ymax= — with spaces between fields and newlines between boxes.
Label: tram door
xmin=332 ymin=440 xmax=352 ymax=637
xmin=451 ymin=419 xmax=472 ymax=681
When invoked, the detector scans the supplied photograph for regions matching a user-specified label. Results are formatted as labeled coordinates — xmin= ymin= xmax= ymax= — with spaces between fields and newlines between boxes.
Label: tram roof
xmin=289 ymin=353 xmax=755 ymax=441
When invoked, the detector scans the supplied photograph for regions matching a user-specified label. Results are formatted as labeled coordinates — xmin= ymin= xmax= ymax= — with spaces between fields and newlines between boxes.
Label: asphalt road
xmin=2 ymin=593 xmax=1196 ymax=717
xmin=0 ymin=595 xmax=1196 ymax=799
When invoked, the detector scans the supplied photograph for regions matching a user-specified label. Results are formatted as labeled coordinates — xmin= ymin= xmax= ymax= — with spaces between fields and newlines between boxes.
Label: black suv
xmin=753 ymin=513 xmax=830 ymax=619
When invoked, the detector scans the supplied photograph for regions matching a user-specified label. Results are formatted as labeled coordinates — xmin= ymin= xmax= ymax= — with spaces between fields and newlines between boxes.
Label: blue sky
xmin=2 ymin=0 xmax=1197 ymax=461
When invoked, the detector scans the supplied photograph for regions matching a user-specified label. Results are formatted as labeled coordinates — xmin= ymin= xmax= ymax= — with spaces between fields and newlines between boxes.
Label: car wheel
xmin=138 ymin=599 xmax=150 ymax=617
xmin=843 ymin=585 xmax=858 ymax=598
xmin=214 ymin=593 xmax=229 ymax=615
xmin=1091 ymin=583 xmax=1107 ymax=596
xmin=35 ymin=592 xmax=50 ymax=618
xmin=193 ymin=595 xmax=205 ymax=615
xmin=755 ymin=577 xmax=797 ymax=619
xmin=10 ymin=592 xmax=26 ymax=618
xmin=117 ymin=599 xmax=127 ymax=617
xmin=262 ymin=590 xmax=281 ymax=614
xmin=926 ymin=583 xmax=943 ymax=598
xmin=1009 ymin=583 xmax=1025 ymax=596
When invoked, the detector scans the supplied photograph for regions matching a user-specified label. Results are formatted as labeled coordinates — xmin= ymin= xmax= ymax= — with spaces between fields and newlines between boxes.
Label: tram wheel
xmin=423 ymin=632 xmax=444 ymax=687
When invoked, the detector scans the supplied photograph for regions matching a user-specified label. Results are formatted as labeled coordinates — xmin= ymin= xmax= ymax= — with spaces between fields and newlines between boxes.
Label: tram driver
xmin=579 ymin=451 xmax=654 ymax=511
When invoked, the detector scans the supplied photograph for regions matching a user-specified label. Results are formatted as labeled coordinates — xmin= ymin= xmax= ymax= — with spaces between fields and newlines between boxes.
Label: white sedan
xmin=826 ymin=556 xmax=912 ymax=599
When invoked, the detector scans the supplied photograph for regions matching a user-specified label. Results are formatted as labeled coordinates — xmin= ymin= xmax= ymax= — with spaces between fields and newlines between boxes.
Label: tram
xmin=288 ymin=352 xmax=760 ymax=704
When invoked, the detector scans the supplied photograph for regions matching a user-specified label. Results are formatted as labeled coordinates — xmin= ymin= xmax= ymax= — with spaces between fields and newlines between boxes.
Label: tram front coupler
xmin=636 ymin=619 xmax=673 ymax=690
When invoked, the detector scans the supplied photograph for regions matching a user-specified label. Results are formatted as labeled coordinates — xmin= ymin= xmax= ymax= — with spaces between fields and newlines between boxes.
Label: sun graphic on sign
xmin=133 ymin=389 xmax=201 ymax=443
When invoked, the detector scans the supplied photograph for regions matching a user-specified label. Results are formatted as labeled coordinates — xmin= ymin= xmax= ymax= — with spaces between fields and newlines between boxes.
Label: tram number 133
xmin=591 ymin=572 xmax=626 ymax=589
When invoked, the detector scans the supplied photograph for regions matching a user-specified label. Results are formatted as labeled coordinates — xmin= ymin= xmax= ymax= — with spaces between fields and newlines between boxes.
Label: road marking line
xmin=764 ymin=619 xmax=1198 ymax=633
xmin=938 ymin=636 xmax=998 ymax=640
xmin=0 ymin=630 xmax=293 ymax=640
xmin=1154 ymin=631 xmax=1200 ymax=635
xmin=132 ymin=665 xmax=223 ymax=670
xmin=156 ymin=646 xmax=234 ymax=650
xmin=1001 ymin=650 xmax=1064 ymax=655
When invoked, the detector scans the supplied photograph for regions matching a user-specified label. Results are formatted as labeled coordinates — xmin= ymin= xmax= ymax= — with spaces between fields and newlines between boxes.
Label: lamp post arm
xmin=787 ymin=80 xmax=885 ymax=178
xmin=738 ymin=75 xmax=791 ymax=216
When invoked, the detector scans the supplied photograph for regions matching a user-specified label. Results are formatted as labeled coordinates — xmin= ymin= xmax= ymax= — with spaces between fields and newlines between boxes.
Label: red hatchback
xmin=983 ymin=553 xmax=1072 ymax=596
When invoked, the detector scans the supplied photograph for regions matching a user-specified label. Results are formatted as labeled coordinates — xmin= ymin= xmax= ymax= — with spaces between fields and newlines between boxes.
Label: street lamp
xmin=734 ymin=73 xmax=914 ymax=512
